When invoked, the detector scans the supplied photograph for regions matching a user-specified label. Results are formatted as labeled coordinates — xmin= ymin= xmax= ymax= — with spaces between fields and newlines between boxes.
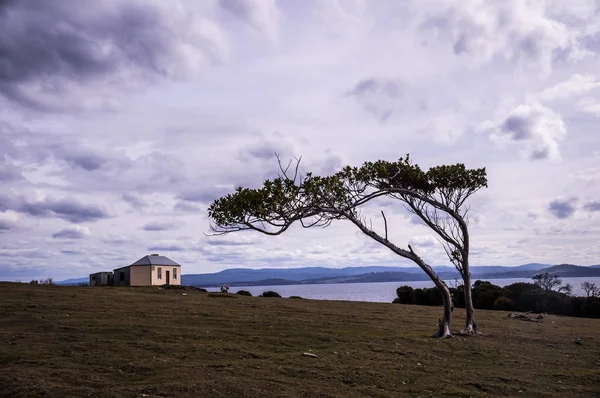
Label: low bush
xmin=393 ymin=280 xmax=600 ymax=319
xmin=472 ymin=280 xmax=506 ymax=310
xmin=494 ymin=297 xmax=516 ymax=311
xmin=236 ymin=290 xmax=252 ymax=296
xmin=261 ymin=291 xmax=282 ymax=298
xmin=289 ymin=296 xmax=303 ymax=299
xmin=414 ymin=287 xmax=443 ymax=306
xmin=395 ymin=286 xmax=416 ymax=304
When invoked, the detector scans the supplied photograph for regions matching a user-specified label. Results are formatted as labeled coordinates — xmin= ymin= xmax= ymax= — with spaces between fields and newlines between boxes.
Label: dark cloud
xmin=52 ymin=226 xmax=89 ymax=239
xmin=173 ymin=200 xmax=203 ymax=212
xmin=348 ymin=78 xmax=404 ymax=98
xmin=63 ymin=153 xmax=107 ymax=171
xmin=121 ymin=192 xmax=148 ymax=209
xmin=346 ymin=78 xmax=405 ymax=122
xmin=0 ymin=163 xmax=22 ymax=182
xmin=501 ymin=114 xmax=533 ymax=140
xmin=548 ymin=197 xmax=578 ymax=219
xmin=101 ymin=235 xmax=131 ymax=245
xmin=237 ymin=132 xmax=295 ymax=163
xmin=497 ymin=104 xmax=565 ymax=160
xmin=584 ymin=200 xmax=600 ymax=212
xmin=147 ymin=243 xmax=185 ymax=252
xmin=141 ymin=221 xmax=180 ymax=231
xmin=0 ymin=193 xmax=111 ymax=223
xmin=0 ymin=218 xmax=18 ymax=232
xmin=0 ymin=0 xmax=219 ymax=109
xmin=204 ymin=238 xmax=255 ymax=246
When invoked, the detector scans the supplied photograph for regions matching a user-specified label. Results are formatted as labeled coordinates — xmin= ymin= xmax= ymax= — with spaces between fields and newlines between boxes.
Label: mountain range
xmin=56 ymin=263 xmax=600 ymax=286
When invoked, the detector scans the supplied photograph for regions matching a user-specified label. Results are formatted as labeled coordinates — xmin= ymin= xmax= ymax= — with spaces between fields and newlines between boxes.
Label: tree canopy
xmin=208 ymin=155 xmax=488 ymax=337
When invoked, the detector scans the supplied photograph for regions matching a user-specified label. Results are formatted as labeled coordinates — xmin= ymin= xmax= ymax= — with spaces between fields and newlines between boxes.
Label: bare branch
xmin=381 ymin=210 xmax=388 ymax=241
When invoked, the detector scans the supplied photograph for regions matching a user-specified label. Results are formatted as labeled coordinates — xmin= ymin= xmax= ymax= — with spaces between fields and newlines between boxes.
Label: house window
xmin=119 ymin=272 xmax=125 ymax=281
xmin=173 ymin=268 xmax=177 ymax=280
xmin=157 ymin=267 xmax=162 ymax=280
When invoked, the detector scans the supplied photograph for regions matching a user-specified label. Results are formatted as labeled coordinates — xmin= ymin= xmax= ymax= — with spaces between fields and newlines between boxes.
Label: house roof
xmin=130 ymin=254 xmax=180 ymax=266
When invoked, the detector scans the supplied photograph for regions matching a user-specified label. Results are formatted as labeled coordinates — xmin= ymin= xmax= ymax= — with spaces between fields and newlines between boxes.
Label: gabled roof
xmin=130 ymin=254 xmax=180 ymax=266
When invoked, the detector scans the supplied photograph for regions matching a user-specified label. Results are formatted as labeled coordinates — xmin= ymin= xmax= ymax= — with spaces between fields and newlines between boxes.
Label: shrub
xmin=207 ymin=293 xmax=237 ymax=298
xmin=39 ymin=278 xmax=54 ymax=285
xmin=395 ymin=286 xmax=416 ymax=304
xmin=581 ymin=297 xmax=600 ymax=318
xmin=289 ymin=296 xmax=303 ymax=299
xmin=236 ymin=290 xmax=252 ymax=296
xmin=472 ymin=280 xmax=506 ymax=310
xmin=504 ymin=282 xmax=541 ymax=302
xmin=494 ymin=297 xmax=516 ymax=311
xmin=261 ymin=291 xmax=281 ymax=298
xmin=29 ymin=280 xmax=39 ymax=285
xmin=414 ymin=287 xmax=443 ymax=306
xmin=449 ymin=286 xmax=465 ymax=308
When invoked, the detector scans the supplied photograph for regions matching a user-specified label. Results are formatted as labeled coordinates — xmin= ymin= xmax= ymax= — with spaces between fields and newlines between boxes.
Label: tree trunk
xmin=432 ymin=280 xmax=453 ymax=339
xmin=462 ymin=266 xmax=478 ymax=335
xmin=343 ymin=214 xmax=454 ymax=338
xmin=411 ymin=255 xmax=453 ymax=339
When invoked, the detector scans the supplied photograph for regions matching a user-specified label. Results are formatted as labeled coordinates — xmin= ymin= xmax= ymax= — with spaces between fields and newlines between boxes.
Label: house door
xmin=166 ymin=270 xmax=170 ymax=285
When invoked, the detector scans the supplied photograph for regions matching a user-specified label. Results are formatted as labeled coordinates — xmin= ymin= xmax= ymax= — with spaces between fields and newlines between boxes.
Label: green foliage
xmin=208 ymin=154 xmax=488 ymax=234
xmin=235 ymin=290 xmax=252 ymax=296
xmin=449 ymin=286 xmax=465 ymax=308
xmin=261 ymin=291 xmax=281 ymax=298
xmin=503 ymin=282 xmax=543 ymax=303
xmin=289 ymin=296 xmax=303 ymax=299
xmin=472 ymin=280 xmax=506 ymax=310
xmin=413 ymin=287 xmax=443 ymax=306
xmin=494 ymin=297 xmax=516 ymax=311
xmin=397 ymin=281 xmax=599 ymax=319
xmin=395 ymin=286 xmax=417 ymax=304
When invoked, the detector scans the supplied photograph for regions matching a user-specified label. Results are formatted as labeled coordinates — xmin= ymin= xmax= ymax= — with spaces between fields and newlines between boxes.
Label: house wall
xmin=130 ymin=265 xmax=152 ymax=286
xmin=89 ymin=272 xmax=112 ymax=286
xmin=113 ymin=267 xmax=131 ymax=286
xmin=151 ymin=265 xmax=181 ymax=286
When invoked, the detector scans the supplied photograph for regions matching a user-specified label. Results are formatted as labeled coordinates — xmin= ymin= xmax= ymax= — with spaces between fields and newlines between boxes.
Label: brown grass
xmin=1 ymin=282 xmax=599 ymax=397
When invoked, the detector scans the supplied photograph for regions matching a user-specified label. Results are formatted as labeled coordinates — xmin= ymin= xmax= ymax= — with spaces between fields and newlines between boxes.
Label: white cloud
xmin=418 ymin=0 xmax=579 ymax=77
xmin=1 ymin=0 xmax=600 ymax=281
xmin=219 ymin=0 xmax=281 ymax=43
xmin=492 ymin=103 xmax=567 ymax=160
xmin=537 ymin=73 xmax=600 ymax=102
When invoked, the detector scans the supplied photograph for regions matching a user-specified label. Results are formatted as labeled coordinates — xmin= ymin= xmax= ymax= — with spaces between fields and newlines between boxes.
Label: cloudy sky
xmin=1 ymin=0 xmax=600 ymax=281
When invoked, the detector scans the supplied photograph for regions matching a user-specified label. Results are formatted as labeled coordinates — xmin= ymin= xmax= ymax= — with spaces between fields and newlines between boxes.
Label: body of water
xmin=202 ymin=277 xmax=600 ymax=303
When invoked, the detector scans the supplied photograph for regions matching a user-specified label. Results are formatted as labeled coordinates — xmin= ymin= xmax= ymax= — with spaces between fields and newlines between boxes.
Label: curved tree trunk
xmin=461 ymin=260 xmax=478 ymax=335
xmin=432 ymin=278 xmax=453 ymax=339
xmin=410 ymin=254 xmax=453 ymax=339
xmin=344 ymin=213 xmax=454 ymax=338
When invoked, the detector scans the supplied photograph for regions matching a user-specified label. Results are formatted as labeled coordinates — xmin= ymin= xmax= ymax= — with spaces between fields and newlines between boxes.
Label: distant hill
xmin=181 ymin=263 xmax=555 ymax=287
xmin=56 ymin=277 xmax=88 ymax=286
xmin=58 ymin=262 xmax=598 ymax=287
xmin=536 ymin=264 xmax=600 ymax=277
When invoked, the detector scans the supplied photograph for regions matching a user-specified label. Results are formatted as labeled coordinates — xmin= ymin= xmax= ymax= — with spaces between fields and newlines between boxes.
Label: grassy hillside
xmin=1 ymin=283 xmax=599 ymax=397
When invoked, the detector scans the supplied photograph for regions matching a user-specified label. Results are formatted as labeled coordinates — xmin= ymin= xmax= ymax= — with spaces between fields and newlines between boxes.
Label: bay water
xmin=203 ymin=277 xmax=600 ymax=303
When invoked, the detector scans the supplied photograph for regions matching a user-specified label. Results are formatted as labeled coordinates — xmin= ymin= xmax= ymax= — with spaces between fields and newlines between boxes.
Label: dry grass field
xmin=1 ymin=282 xmax=599 ymax=397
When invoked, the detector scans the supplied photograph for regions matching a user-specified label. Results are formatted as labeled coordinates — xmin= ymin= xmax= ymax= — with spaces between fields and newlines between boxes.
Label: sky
xmin=1 ymin=0 xmax=600 ymax=281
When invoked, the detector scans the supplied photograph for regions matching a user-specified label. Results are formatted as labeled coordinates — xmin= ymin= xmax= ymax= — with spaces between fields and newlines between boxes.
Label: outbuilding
xmin=112 ymin=254 xmax=181 ymax=287
xmin=89 ymin=272 xmax=112 ymax=286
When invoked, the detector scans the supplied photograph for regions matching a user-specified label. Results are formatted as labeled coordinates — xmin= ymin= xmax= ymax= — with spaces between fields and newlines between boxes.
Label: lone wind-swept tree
xmin=208 ymin=155 xmax=487 ymax=338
